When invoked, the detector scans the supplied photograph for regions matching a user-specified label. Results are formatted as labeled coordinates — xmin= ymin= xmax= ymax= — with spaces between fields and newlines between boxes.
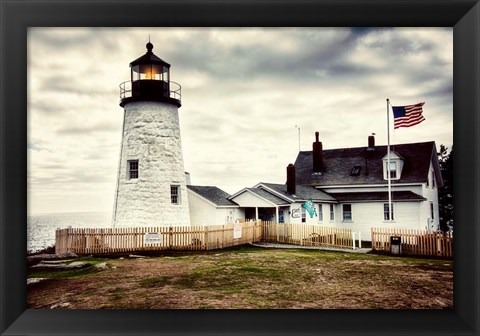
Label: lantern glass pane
xmin=132 ymin=65 xmax=141 ymax=81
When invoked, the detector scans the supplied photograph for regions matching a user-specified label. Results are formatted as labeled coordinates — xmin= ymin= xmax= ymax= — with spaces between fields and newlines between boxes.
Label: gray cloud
xmin=56 ymin=121 xmax=119 ymax=136
xmin=28 ymin=27 xmax=453 ymax=213
xmin=28 ymin=143 xmax=51 ymax=152
xmin=30 ymin=28 xmax=121 ymax=52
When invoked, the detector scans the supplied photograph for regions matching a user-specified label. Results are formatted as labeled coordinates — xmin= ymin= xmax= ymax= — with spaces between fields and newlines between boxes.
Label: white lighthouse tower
xmin=112 ymin=42 xmax=190 ymax=228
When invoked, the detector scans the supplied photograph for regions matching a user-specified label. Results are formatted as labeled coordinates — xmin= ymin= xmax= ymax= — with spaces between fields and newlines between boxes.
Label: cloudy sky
xmin=28 ymin=27 xmax=453 ymax=215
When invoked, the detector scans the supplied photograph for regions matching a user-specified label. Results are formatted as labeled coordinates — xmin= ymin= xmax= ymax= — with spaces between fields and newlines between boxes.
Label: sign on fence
xmin=144 ymin=232 xmax=162 ymax=245
xmin=233 ymin=224 xmax=242 ymax=239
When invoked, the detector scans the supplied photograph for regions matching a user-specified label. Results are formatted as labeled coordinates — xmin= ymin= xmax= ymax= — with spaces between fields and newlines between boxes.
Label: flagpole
xmin=387 ymin=98 xmax=392 ymax=221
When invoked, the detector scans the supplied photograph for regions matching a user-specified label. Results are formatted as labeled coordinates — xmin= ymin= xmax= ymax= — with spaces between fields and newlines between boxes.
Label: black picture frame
xmin=1 ymin=1 xmax=478 ymax=335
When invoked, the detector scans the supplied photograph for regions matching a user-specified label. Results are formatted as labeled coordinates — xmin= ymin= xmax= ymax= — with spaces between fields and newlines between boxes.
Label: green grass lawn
xmin=27 ymin=246 xmax=453 ymax=309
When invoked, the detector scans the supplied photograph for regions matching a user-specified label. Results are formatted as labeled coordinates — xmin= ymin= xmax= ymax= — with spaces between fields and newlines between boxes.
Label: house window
xmin=384 ymin=203 xmax=394 ymax=221
xmin=430 ymin=202 xmax=434 ymax=220
xmin=128 ymin=160 xmax=138 ymax=179
xmin=318 ymin=204 xmax=323 ymax=221
xmin=279 ymin=210 xmax=284 ymax=223
xmin=388 ymin=161 xmax=397 ymax=179
xmin=171 ymin=185 xmax=180 ymax=204
xmin=330 ymin=204 xmax=335 ymax=221
xmin=301 ymin=207 xmax=306 ymax=223
xmin=342 ymin=204 xmax=352 ymax=221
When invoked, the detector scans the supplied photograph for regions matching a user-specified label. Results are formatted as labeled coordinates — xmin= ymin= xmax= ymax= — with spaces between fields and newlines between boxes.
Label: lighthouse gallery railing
xmin=119 ymin=80 xmax=181 ymax=102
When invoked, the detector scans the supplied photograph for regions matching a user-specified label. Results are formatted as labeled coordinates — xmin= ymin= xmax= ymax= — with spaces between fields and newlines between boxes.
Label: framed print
xmin=1 ymin=0 xmax=479 ymax=335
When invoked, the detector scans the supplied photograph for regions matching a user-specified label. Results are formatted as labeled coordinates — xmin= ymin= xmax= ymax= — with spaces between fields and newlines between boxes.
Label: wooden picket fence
xmin=371 ymin=227 xmax=453 ymax=258
xmin=262 ymin=221 xmax=353 ymax=249
xmin=55 ymin=221 xmax=263 ymax=254
xmin=55 ymin=221 xmax=353 ymax=254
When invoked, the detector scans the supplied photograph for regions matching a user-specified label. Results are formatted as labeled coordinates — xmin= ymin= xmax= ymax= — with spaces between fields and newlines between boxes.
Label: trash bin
xmin=390 ymin=236 xmax=401 ymax=255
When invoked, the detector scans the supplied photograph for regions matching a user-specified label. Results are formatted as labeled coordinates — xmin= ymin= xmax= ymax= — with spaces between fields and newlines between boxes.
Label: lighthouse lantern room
xmin=120 ymin=41 xmax=181 ymax=108
xmin=113 ymin=42 xmax=190 ymax=228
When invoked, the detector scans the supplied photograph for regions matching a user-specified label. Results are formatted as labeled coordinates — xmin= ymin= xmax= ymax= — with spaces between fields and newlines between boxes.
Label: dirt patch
xmin=27 ymin=247 xmax=453 ymax=309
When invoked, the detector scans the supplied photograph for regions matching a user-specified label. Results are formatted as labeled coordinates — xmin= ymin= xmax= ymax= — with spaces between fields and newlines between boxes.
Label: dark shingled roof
xmin=332 ymin=191 xmax=426 ymax=202
xmin=259 ymin=183 xmax=336 ymax=202
xmin=245 ymin=188 xmax=289 ymax=205
xmin=294 ymin=141 xmax=439 ymax=186
xmin=187 ymin=185 xmax=238 ymax=206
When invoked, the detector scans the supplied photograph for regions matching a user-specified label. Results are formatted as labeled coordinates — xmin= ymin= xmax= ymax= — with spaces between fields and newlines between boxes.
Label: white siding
xmin=420 ymin=160 xmax=440 ymax=231
xmin=288 ymin=203 xmax=326 ymax=225
xmin=231 ymin=191 xmax=276 ymax=208
xmin=317 ymin=201 xmax=422 ymax=241
xmin=187 ymin=190 xmax=245 ymax=226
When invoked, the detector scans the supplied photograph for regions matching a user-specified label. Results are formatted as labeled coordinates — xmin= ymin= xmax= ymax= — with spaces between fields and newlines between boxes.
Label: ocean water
xmin=27 ymin=212 xmax=111 ymax=253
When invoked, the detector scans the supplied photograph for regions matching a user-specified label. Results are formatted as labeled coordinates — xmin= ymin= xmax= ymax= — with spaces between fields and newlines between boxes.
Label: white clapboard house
xmin=187 ymin=133 xmax=443 ymax=241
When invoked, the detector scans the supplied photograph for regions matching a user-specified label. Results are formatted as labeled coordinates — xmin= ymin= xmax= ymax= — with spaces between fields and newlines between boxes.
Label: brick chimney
xmin=312 ymin=131 xmax=323 ymax=172
xmin=286 ymin=164 xmax=296 ymax=195
xmin=367 ymin=134 xmax=375 ymax=151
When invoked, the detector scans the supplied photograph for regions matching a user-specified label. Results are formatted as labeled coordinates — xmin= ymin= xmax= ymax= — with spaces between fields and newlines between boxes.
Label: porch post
xmin=276 ymin=206 xmax=280 ymax=243
xmin=255 ymin=207 xmax=259 ymax=220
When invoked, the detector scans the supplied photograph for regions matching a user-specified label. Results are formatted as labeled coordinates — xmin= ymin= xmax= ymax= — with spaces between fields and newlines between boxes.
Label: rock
xmin=66 ymin=261 xmax=87 ymax=268
xmin=41 ymin=259 xmax=74 ymax=264
xmin=94 ymin=262 xmax=109 ymax=269
xmin=50 ymin=302 xmax=71 ymax=309
xmin=27 ymin=252 xmax=78 ymax=266
xmin=27 ymin=278 xmax=48 ymax=285
xmin=31 ymin=261 xmax=88 ymax=270
xmin=128 ymin=254 xmax=148 ymax=259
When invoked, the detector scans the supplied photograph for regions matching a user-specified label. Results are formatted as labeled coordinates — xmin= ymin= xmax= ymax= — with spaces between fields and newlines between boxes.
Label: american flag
xmin=392 ymin=102 xmax=425 ymax=129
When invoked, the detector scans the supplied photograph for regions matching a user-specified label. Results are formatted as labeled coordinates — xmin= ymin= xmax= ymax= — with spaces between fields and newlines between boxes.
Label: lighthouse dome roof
xmin=130 ymin=42 xmax=171 ymax=68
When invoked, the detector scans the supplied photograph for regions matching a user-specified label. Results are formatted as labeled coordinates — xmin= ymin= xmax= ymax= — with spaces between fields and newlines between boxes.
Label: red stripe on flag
xmin=393 ymin=102 xmax=425 ymax=129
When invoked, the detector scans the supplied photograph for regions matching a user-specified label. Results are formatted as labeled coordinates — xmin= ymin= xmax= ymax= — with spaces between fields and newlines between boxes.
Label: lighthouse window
xmin=171 ymin=185 xmax=180 ymax=204
xmin=128 ymin=160 xmax=138 ymax=179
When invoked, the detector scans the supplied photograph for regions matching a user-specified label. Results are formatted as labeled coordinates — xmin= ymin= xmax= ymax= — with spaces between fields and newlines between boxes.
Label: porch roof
xmin=258 ymin=183 xmax=337 ymax=202
xmin=244 ymin=188 xmax=290 ymax=206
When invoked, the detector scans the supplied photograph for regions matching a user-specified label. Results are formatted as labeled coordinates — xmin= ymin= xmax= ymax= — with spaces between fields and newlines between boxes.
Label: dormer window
xmin=388 ymin=162 xmax=397 ymax=179
xmin=382 ymin=151 xmax=404 ymax=181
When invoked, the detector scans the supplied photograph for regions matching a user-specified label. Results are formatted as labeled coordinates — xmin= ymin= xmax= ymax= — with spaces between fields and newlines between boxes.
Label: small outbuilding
xmin=187 ymin=185 xmax=244 ymax=226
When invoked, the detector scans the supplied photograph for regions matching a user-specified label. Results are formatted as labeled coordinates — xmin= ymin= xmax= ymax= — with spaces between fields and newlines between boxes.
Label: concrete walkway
xmin=250 ymin=242 xmax=372 ymax=254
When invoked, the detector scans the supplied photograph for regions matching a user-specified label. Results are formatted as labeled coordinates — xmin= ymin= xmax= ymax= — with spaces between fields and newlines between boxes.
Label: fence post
xmin=169 ymin=226 xmax=173 ymax=249
xmin=352 ymin=232 xmax=356 ymax=250
xmin=276 ymin=221 xmax=279 ymax=243
xmin=371 ymin=228 xmax=375 ymax=252
xmin=204 ymin=225 xmax=209 ymax=250
xmin=358 ymin=232 xmax=362 ymax=249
